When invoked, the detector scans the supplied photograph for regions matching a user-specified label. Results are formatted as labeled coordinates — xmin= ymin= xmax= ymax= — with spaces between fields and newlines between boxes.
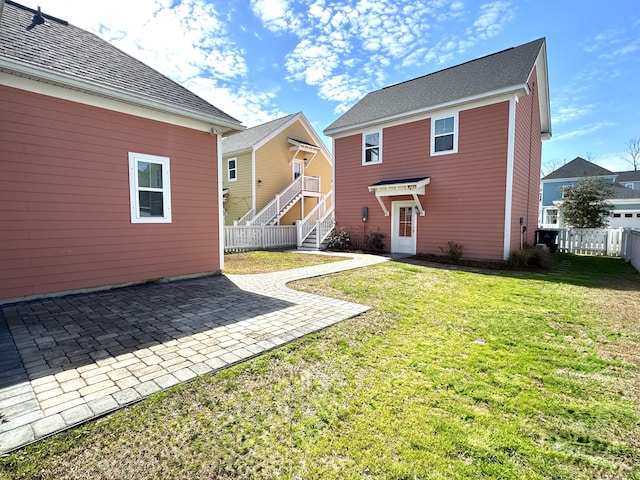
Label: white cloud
xmin=250 ymin=0 xmax=301 ymax=32
xmin=184 ymin=78 xmax=286 ymax=127
xmin=472 ymin=1 xmax=514 ymax=39
xmin=552 ymin=103 xmax=594 ymax=125
xmin=554 ymin=122 xmax=616 ymax=141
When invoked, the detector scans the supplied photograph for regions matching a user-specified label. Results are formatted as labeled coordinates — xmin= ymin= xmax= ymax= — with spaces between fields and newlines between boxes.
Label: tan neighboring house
xmin=222 ymin=112 xmax=333 ymax=227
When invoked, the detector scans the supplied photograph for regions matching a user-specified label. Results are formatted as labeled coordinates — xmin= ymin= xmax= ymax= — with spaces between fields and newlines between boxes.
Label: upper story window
xmin=624 ymin=182 xmax=634 ymax=189
xmin=228 ymin=158 xmax=237 ymax=182
xmin=128 ymin=152 xmax=172 ymax=224
xmin=431 ymin=113 xmax=458 ymax=155
xmin=363 ymin=131 xmax=381 ymax=165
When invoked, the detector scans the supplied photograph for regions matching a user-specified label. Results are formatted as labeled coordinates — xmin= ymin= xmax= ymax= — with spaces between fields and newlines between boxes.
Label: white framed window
xmin=431 ymin=112 xmax=458 ymax=155
xmin=545 ymin=208 xmax=558 ymax=225
xmin=624 ymin=183 xmax=634 ymax=189
xmin=362 ymin=130 xmax=382 ymax=165
xmin=128 ymin=152 xmax=171 ymax=224
xmin=227 ymin=158 xmax=237 ymax=182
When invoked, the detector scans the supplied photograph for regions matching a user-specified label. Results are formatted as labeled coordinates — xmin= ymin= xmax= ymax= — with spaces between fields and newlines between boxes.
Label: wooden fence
xmin=224 ymin=225 xmax=296 ymax=252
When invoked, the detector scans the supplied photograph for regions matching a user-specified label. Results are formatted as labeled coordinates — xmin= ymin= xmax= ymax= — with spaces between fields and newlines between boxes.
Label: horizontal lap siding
xmin=422 ymin=104 xmax=509 ymax=259
xmin=334 ymin=102 xmax=509 ymax=259
xmin=0 ymin=86 xmax=219 ymax=300
xmin=512 ymin=69 xmax=542 ymax=251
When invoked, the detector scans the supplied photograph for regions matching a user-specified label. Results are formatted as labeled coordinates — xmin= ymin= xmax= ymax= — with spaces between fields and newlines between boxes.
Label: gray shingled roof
xmin=222 ymin=113 xmax=297 ymax=155
xmin=610 ymin=183 xmax=640 ymax=200
xmin=542 ymin=157 xmax=614 ymax=180
xmin=325 ymin=38 xmax=546 ymax=135
xmin=0 ymin=1 xmax=242 ymax=130
xmin=615 ymin=170 xmax=640 ymax=182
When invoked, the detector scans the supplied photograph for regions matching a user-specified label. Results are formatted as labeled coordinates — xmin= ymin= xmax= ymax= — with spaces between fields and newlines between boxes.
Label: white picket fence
xmin=224 ymin=225 xmax=296 ymax=252
xmin=622 ymin=229 xmax=640 ymax=273
xmin=556 ymin=228 xmax=626 ymax=256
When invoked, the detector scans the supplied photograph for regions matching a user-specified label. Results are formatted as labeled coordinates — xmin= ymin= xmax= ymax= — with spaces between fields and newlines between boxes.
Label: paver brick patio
xmin=0 ymin=252 xmax=400 ymax=452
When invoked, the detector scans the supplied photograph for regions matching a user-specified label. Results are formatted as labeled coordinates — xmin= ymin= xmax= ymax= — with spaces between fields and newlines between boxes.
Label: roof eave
xmin=0 ymin=56 xmax=244 ymax=134
xmin=324 ymin=84 xmax=529 ymax=137
xmin=534 ymin=40 xmax=552 ymax=140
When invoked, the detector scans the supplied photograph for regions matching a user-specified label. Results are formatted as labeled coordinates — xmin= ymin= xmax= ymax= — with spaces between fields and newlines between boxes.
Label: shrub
xmin=439 ymin=241 xmax=464 ymax=262
xmin=364 ymin=232 xmax=385 ymax=251
xmin=326 ymin=228 xmax=351 ymax=251
xmin=507 ymin=246 xmax=551 ymax=270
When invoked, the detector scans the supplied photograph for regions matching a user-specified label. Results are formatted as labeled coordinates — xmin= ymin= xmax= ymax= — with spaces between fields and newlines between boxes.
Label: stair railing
xmin=297 ymin=190 xmax=333 ymax=246
xmin=249 ymin=176 xmax=303 ymax=226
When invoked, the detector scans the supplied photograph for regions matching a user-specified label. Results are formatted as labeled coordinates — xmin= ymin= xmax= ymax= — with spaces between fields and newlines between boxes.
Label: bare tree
xmin=541 ymin=157 xmax=566 ymax=177
xmin=584 ymin=151 xmax=596 ymax=162
xmin=623 ymin=136 xmax=640 ymax=171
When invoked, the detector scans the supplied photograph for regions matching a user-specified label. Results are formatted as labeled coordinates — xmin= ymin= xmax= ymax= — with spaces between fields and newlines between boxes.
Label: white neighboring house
xmin=540 ymin=157 xmax=640 ymax=229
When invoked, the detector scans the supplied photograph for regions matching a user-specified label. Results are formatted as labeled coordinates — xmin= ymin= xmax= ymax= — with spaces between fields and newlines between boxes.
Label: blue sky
xmin=29 ymin=0 xmax=640 ymax=173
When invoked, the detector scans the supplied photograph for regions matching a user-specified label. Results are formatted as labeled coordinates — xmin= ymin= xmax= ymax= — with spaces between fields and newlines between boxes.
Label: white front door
xmin=391 ymin=201 xmax=417 ymax=254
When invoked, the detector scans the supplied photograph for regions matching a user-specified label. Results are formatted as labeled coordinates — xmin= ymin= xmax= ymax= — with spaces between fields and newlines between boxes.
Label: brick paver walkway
xmin=0 ymin=252 xmax=396 ymax=452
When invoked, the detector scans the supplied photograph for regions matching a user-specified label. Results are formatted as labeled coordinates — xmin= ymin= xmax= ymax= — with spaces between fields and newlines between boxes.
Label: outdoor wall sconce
xmin=258 ymin=179 xmax=263 ymax=186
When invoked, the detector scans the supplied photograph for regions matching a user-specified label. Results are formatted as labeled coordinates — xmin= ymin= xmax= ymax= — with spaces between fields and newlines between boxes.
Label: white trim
xmin=430 ymin=111 xmax=458 ymax=156
xmin=251 ymin=112 xmax=332 ymax=166
xmin=362 ymin=129 xmax=382 ymax=165
xmin=128 ymin=152 xmax=172 ymax=224
xmin=0 ymin=64 xmax=243 ymax=134
xmin=217 ymin=134 xmax=225 ymax=270
xmin=227 ymin=157 xmax=238 ymax=182
xmin=251 ymin=150 xmax=257 ymax=213
xmin=503 ymin=97 xmax=517 ymax=260
xmin=391 ymin=200 xmax=417 ymax=255
xmin=324 ymin=85 xmax=528 ymax=138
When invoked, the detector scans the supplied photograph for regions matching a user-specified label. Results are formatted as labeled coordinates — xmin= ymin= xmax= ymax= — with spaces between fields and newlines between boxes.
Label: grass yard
xmin=1 ymin=254 xmax=639 ymax=479
xmin=222 ymin=250 xmax=347 ymax=274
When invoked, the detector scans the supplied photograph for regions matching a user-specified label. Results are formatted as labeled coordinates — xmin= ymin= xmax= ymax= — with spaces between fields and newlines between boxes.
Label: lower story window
xmin=128 ymin=152 xmax=172 ymax=223
xmin=544 ymin=208 xmax=558 ymax=225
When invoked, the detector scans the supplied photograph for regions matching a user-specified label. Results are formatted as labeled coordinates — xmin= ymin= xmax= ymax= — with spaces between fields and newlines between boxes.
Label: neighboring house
xmin=222 ymin=112 xmax=332 ymax=227
xmin=324 ymin=38 xmax=551 ymax=260
xmin=0 ymin=1 xmax=244 ymax=301
xmin=540 ymin=157 xmax=640 ymax=229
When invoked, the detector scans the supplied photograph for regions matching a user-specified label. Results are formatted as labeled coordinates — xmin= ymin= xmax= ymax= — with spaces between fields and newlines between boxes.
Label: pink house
xmin=324 ymin=38 xmax=551 ymax=260
xmin=0 ymin=2 xmax=244 ymax=301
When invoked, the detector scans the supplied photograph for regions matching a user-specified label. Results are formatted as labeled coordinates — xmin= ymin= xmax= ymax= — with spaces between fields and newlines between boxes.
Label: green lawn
xmin=222 ymin=250 xmax=347 ymax=274
xmin=2 ymin=254 xmax=639 ymax=479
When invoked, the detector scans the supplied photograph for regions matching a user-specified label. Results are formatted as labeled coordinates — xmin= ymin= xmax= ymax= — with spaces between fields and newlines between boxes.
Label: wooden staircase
xmin=248 ymin=176 xmax=320 ymax=226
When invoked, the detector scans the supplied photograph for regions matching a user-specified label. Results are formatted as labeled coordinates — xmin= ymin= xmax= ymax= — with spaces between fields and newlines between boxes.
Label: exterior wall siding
xmin=255 ymin=120 xmax=332 ymax=225
xmin=0 ymin=86 xmax=220 ymax=300
xmin=222 ymin=150 xmax=253 ymax=225
xmin=510 ymin=67 xmax=543 ymax=252
xmin=334 ymin=102 xmax=510 ymax=259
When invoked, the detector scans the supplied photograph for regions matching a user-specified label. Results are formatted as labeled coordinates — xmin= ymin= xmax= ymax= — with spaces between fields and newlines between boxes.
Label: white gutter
xmin=324 ymin=84 xmax=529 ymax=137
xmin=0 ymin=56 xmax=244 ymax=133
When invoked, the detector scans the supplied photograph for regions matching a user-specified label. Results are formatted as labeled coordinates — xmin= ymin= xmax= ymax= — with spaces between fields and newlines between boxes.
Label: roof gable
xmin=222 ymin=113 xmax=297 ymax=154
xmin=0 ymin=1 xmax=243 ymax=131
xmin=542 ymin=157 xmax=614 ymax=180
xmin=222 ymin=112 xmax=332 ymax=164
xmin=324 ymin=38 xmax=548 ymax=136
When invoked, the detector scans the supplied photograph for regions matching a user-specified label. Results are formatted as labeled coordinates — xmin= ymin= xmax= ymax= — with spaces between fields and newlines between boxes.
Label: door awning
xmin=288 ymin=137 xmax=319 ymax=166
xmin=367 ymin=177 xmax=430 ymax=216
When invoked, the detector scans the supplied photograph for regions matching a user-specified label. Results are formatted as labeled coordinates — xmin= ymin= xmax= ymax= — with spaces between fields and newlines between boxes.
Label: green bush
xmin=326 ymin=228 xmax=351 ymax=251
xmin=507 ymin=246 xmax=551 ymax=270
xmin=439 ymin=241 xmax=464 ymax=262
xmin=364 ymin=232 xmax=385 ymax=251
